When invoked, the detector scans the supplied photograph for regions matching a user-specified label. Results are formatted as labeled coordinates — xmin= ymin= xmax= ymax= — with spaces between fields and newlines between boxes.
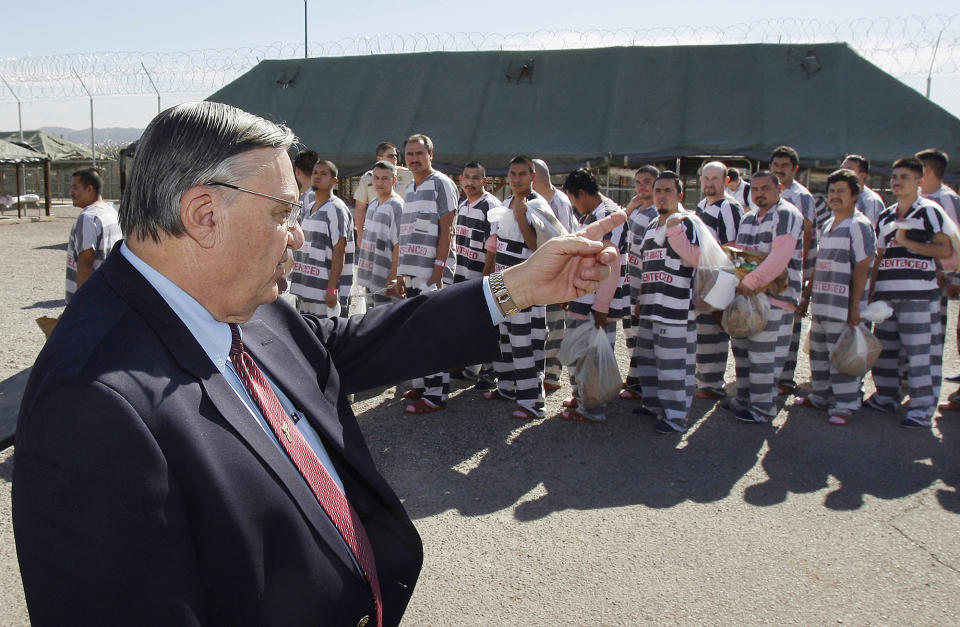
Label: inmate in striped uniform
xmin=290 ymin=196 xmax=355 ymax=318
xmin=857 ymin=187 xmax=886 ymax=225
xmin=487 ymin=193 xmax=552 ymax=417
xmin=398 ymin=170 xmax=459 ymax=282
xmin=454 ymin=191 xmax=500 ymax=383
xmin=544 ymin=189 xmax=579 ymax=386
xmin=567 ymin=195 xmax=628 ymax=421
xmin=806 ymin=212 xmax=876 ymax=418
xmin=779 ymin=180 xmax=820 ymax=390
xmin=867 ymin=198 xmax=949 ymax=426
xmin=635 ymin=215 xmax=700 ymax=431
xmin=356 ymin=193 xmax=403 ymax=307
xmin=453 ymin=191 xmax=499 ymax=282
xmin=65 ymin=202 xmax=122 ymax=303
xmin=922 ymin=184 xmax=960 ymax=347
xmin=728 ymin=199 xmax=804 ymax=423
xmin=400 ymin=170 xmax=459 ymax=408
xmin=694 ymin=194 xmax=742 ymax=396
xmin=623 ymin=204 xmax=659 ymax=394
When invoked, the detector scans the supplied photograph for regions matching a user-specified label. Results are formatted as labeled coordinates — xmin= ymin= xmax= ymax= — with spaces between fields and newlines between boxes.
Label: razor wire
xmin=0 ymin=14 xmax=957 ymax=102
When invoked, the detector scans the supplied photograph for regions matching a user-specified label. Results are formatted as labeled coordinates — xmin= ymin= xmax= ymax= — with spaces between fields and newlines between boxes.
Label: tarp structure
xmin=0 ymin=138 xmax=45 ymax=164
xmin=0 ymin=130 xmax=104 ymax=163
xmin=207 ymin=43 xmax=960 ymax=175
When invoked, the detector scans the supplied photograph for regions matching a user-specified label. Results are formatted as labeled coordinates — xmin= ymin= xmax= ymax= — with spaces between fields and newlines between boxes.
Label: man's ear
xmin=180 ymin=186 xmax=218 ymax=249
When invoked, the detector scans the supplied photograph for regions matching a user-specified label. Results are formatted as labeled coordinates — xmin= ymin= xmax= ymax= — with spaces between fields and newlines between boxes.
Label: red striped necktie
xmin=228 ymin=323 xmax=382 ymax=626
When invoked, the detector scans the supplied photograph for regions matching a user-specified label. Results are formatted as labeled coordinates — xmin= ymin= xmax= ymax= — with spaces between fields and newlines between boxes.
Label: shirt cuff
xmin=482 ymin=276 xmax=506 ymax=326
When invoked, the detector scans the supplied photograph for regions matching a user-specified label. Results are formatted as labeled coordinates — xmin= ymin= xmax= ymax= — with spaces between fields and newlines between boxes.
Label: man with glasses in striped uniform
xmin=451 ymin=161 xmax=499 ymax=389
xmin=634 ymin=171 xmax=702 ymax=434
xmin=693 ymin=161 xmax=742 ymax=401
xmin=867 ymin=157 xmax=954 ymax=429
xmin=793 ymin=169 xmax=876 ymax=425
xmin=725 ymin=171 xmax=804 ymax=424
xmin=397 ymin=134 xmax=459 ymax=414
xmin=290 ymin=160 xmax=354 ymax=319
xmin=355 ymin=160 xmax=404 ymax=309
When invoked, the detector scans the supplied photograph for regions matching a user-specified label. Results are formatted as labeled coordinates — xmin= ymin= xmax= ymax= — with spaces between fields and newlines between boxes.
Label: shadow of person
xmin=932 ymin=410 xmax=960 ymax=513
xmin=744 ymin=403 xmax=941 ymax=511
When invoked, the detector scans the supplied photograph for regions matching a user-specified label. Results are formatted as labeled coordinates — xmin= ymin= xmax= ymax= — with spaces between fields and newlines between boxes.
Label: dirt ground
xmin=1 ymin=207 xmax=958 ymax=625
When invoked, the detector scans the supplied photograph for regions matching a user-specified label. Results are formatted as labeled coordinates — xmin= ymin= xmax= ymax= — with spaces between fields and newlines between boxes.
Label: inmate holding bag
xmin=557 ymin=322 xmax=621 ymax=408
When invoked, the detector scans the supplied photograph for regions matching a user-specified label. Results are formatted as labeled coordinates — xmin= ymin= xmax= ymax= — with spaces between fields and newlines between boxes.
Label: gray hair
xmin=120 ymin=101 xmax=296 ymax=242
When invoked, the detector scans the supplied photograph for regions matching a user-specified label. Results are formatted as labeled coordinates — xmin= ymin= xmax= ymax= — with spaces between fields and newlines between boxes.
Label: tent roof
xmin=208 ymin=43 xmax=960 ymax=174
xmin=0 ymin=130 xmax=105 ymax=162
xmin=0 ymin=138 xmax=46 ymax=164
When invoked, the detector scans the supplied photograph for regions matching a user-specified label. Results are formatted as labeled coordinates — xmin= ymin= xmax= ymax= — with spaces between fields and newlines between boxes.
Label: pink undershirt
xmin=739 ymin=233 xmax=799 ymax=311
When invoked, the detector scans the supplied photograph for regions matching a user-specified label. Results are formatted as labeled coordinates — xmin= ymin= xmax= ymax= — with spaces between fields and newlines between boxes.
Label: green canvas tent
xmin=0 ymin=138 xmax=45 ymax=163
xmin=206 ymin=43 xmax=960 ymax=175
xmin=0 ymin=130 xmax=104 ymax=163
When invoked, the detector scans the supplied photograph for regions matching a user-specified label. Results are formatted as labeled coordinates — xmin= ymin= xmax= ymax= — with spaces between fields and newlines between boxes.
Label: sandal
xmin=828 ymin=414 xmax=850 ymax=425
xmin=404 ymin=398 xmax=443 ymax=414
xmin=777 ymin=384 xmax=795 ymax=396
xmin=544 ymin=381 xmax=562 ymax=392
xmin=401 ymin=388 xmax=422 ymax=400
xmin=511 ymin=408 xmax=538 ymax=420
xmin=561 ymin=409 xmax=601 ymax=423
xmin=561 ymin=396 xmax=578 ymax=408
xmin=482 ymin=390 xmax=512 ymax=401
xmin=619 ymin=388 xmax=642 ymax=400
xmin=791 ymin=396 xmax=818 ymax=408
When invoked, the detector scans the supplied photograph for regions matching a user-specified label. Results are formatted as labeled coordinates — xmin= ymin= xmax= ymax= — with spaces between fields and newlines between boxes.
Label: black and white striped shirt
xmin=65 ymin=202 xmax=122 ymax=302
xmin=398 ymin=170 xmax=459 ymax=280
xmin=627 ymin=205 xmax=659 ymax=298
xmin=637 ymin=217 xmax=699 ymax=324
xmin=873 ymin=197 xmax=949 ymax=301
xmin=290 ymin=196 xmax=355 ymax=303
xmin=356 ymin=194 xmax=403 ymax=291
xmin=856 ymin=187 xmax=886 ymax=225
xmin=491 ymin=193 xmax=552 ymax=270
xmin=734 ymin=199 xmax=805 ymax=306
xmin=923 ymin=184 xmax=960 ymax=226
xmin=453 ymin=191 xmax=499 ymax=282
xmin=569 ymin=195 xmax=630 ymax=319
xmin=696 ymin=194 xmax=742 ymax=245
xmin=810 ymin=212 xmax=876 ymax=321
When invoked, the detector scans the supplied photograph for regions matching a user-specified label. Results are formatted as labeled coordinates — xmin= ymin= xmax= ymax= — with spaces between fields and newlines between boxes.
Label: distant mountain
xmin=37 ymin=126 xmax=143 ymax=145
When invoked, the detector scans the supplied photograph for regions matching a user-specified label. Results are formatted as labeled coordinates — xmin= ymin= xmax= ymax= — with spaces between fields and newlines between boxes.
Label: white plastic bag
xmin=488 ymin=197 xmax=567 ymax=249
xmin=348 ymin=282 xmax=367 ymax=317
xmin=557 ymin=322 xmax=621 ymax=408
xmin=860 ymin=300 xmax=893 ymax=323
xmin=830 ymin=323 xmax=882 ymax=376
xmin=682 ymin=211 xmax=738 ymax=311
xmin=721 ymin=292 xmax=770 ymax=338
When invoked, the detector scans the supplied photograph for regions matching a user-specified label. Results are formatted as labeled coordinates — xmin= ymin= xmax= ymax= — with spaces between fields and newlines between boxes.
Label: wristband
xmin=325 ymin=287 xmax=337 ymax=295
xmin=434 ymin=259 xmax=445 ymax=267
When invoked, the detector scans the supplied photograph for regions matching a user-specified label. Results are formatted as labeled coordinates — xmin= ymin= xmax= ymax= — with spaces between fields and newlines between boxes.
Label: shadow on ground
xmin=34 ymin=243 xmax=66 ymax=251
xmin=21 ymin=299 xmax=64 ymax=310
xmin=357 ymin=382 xmax=960 ymax=520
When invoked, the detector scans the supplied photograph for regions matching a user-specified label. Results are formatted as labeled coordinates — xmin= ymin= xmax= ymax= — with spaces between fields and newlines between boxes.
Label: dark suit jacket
xmin=13 ymin=248 xmax=499 ymax=626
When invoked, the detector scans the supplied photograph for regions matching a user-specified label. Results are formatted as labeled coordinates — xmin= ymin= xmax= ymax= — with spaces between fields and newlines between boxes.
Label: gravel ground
xmin=1 ymin=209 xmax=958 ymax=625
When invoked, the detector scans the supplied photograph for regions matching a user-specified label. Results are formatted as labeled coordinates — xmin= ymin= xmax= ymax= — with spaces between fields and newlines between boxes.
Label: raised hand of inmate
xmin=501 ymin=211 xmax=626 ymax=310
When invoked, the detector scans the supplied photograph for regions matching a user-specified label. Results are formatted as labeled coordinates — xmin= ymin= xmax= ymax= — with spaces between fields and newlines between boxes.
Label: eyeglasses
xmin=206 ymin=181 xmax=303 ymax=227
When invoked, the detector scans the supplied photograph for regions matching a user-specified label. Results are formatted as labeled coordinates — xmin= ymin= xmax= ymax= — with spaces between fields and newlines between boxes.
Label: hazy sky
xmin=1 ymin=1 xmax=957 ymax=129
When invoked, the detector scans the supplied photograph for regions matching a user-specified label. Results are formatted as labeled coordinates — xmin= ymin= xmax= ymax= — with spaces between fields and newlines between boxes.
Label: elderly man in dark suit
xmin=12 ymin=102 xmax=623 ymax=627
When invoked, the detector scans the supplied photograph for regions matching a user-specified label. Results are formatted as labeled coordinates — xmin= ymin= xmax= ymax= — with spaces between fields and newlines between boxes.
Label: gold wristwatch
xmin=489 ymin=271 xmax=520 ymax=316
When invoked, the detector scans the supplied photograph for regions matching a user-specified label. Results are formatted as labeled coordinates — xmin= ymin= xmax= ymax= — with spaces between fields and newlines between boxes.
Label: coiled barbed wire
xmin=0 ymin=15 xmax=957 ymax=102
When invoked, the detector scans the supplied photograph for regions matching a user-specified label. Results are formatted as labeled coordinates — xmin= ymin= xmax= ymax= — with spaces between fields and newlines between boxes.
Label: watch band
xmin=489 ymin=271 xmax=520 ymax=316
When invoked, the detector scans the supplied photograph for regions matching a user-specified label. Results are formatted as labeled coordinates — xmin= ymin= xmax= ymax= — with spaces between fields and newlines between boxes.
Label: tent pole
xmin=15 ymin=163 xmax=23 ymax=219
xmin=43 ymin=160 xmax=52 ymax=216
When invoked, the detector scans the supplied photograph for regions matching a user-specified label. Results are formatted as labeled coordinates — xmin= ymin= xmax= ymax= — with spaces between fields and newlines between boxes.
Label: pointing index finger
xmin=577 ymin=210 xmax=627 ymax=241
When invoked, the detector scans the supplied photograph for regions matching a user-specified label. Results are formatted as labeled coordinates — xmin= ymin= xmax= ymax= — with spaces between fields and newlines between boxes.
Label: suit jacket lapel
xmin=101 ymin=250 xmax=360 ymax=577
